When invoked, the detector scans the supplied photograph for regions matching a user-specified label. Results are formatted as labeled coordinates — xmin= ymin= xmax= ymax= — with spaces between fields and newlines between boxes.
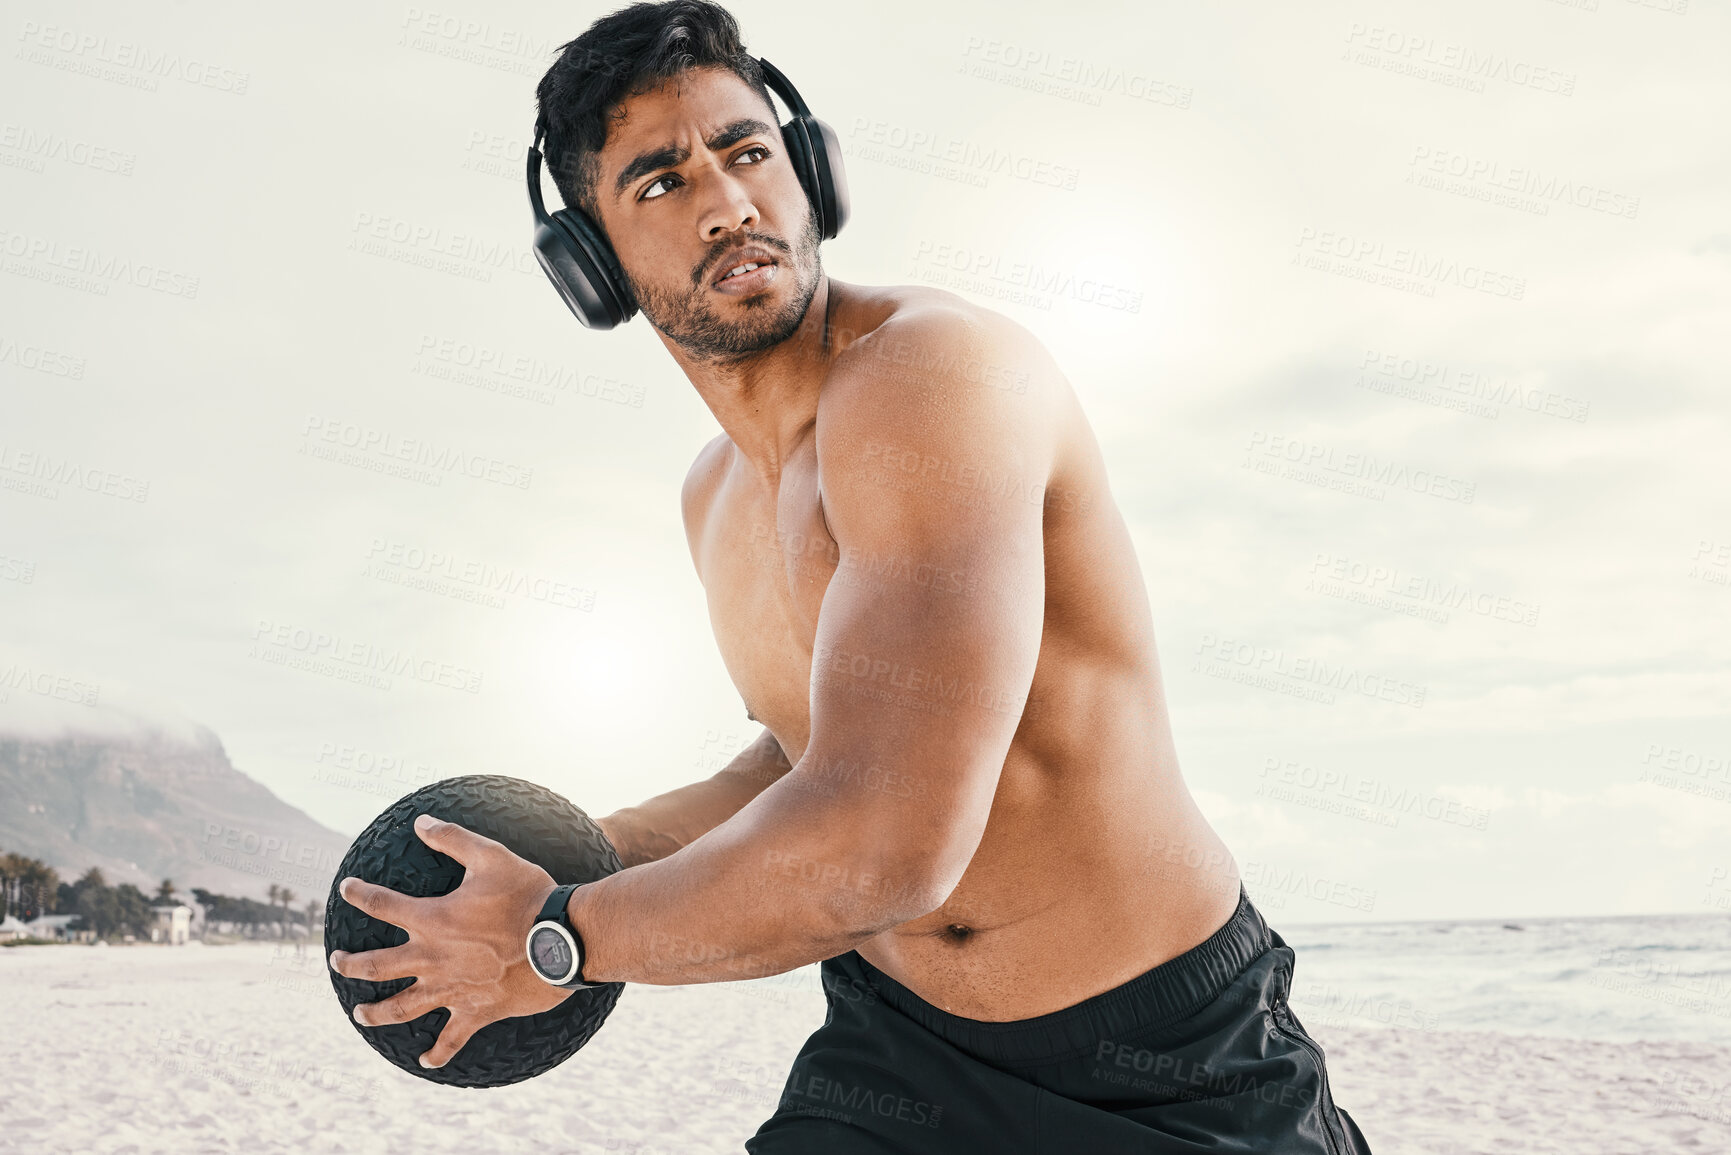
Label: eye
xmin=640 ymin=173 xmax=682 ymax=201
xmin=735 ymin=145 xmax=771 ymax=165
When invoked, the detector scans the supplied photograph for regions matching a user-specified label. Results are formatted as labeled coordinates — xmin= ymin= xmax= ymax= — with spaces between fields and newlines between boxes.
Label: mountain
xmin=0 ymin=724 xmax=353 ymax=903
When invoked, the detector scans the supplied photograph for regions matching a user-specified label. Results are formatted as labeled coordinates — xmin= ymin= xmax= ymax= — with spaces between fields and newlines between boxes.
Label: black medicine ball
xmin=324 ymin=775 xmax=624 ymax=1088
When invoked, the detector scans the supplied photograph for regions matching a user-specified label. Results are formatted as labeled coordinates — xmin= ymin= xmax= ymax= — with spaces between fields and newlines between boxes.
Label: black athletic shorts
xmin=745 ymin=887 xmax=1372 ymax=1153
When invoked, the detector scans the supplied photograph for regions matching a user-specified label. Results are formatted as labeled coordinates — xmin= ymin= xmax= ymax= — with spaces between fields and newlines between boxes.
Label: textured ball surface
xmin=324 ymin=775 xmax=624 ymax=1088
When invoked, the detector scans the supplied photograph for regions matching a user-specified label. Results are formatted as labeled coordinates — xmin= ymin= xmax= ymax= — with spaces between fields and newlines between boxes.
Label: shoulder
xmin=815 ymin=292 xmax=1067 ymax=538
xmin=819 ymin=292 xmax=1062 ymax=457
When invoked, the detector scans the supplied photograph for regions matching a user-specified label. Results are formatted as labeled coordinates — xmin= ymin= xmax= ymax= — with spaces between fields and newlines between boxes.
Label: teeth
xmin=723 ymin=261 xmax=764 ymax=280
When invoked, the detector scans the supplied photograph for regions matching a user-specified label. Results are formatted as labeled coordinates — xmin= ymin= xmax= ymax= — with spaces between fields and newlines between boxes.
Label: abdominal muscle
xmin=847 ymin=746 xmax=1243 ymax=1022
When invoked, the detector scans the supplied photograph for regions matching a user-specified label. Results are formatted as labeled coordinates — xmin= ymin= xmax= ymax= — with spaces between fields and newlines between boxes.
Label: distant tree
xmin=69 ymin=868 xmax=117 ymax=937
xmin=0 ymin=852 xmax=61 ymax=922
xmin=267 ymin=883 xmax=281 ymax=909
xmin=155 ymin=878 xmax=175 ymax=903
xmin=189 ymin=886 xmax=286 ymax=936
xmin=112 ymin=883 xmax=155 ymax=938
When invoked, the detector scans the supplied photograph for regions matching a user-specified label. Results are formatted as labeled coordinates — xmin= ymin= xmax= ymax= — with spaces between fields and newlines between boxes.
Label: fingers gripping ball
xmin=325 ymin=775 xmax=624 ymax=1087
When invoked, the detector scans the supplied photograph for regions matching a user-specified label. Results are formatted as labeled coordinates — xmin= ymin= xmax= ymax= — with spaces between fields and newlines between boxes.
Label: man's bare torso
xmin=682 ymin=280 xmax=1241 ymax=1020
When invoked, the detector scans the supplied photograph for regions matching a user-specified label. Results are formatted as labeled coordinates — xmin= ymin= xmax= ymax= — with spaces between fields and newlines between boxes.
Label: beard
xmin=626 ymin=211 xmax=823 ymax=364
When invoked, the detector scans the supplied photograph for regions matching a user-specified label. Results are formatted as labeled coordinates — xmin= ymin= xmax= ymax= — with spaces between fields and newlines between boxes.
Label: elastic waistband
xmin=844 ymin=887 xmax=1273 ymax=1068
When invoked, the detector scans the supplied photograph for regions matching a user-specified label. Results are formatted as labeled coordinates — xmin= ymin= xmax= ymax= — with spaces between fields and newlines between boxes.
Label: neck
xmin=665 ymin=276 xmax=840 ymax=485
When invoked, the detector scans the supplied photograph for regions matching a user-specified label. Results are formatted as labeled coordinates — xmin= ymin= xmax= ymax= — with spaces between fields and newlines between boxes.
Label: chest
xmin=696 ymin=443 xmax=837 ymax=758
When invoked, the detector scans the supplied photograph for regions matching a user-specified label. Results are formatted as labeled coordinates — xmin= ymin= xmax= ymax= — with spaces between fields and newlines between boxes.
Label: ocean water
xmin=1276 ymin=912 xmax=1731 ymax=1047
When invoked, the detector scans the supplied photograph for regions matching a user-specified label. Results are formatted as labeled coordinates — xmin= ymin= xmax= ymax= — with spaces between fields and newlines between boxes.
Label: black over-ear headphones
xmin=526 ymin=57 xmax=850 ymax=331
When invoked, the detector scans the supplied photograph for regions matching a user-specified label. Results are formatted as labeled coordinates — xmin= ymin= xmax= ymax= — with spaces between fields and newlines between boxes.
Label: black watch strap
xmin=534 ymin=883 xmax=593 ymax=987
xmin=538 ymin=882 xmax=579 ymax=927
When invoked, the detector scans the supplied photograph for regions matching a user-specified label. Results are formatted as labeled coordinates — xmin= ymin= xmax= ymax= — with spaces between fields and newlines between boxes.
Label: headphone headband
xmin=756 ymin=57 xmax=812 ymax=119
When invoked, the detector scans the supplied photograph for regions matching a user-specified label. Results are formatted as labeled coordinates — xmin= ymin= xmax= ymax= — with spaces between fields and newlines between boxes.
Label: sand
xmin=1 ymin=942 xmax=1726 ymax=1154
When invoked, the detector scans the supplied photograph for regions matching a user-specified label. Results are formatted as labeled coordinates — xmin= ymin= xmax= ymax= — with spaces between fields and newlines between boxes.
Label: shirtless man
xmin=329 ymin=3 xmax=1370 ymax=1151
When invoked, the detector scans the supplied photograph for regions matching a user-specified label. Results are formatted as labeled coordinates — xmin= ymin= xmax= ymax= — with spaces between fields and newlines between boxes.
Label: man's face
xmin=591 ymin=66 xmax=822 ymax=362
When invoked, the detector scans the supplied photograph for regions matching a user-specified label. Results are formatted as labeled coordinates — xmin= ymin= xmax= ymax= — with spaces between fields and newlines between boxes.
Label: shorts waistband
xmin=843 ymin=886 xmax=1273 ymax=1068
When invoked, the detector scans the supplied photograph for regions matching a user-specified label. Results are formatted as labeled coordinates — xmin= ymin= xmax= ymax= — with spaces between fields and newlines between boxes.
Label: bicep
xmin=788 ymin=355 xmax=1051 ymax=896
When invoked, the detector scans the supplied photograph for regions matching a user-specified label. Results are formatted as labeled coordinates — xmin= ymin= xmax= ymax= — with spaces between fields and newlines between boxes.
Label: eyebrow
xmin=612 ymin=117 xmax=778 ymax=200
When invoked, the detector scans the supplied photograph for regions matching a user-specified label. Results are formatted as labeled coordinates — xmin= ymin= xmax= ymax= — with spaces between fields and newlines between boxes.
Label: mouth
xmin=710 ymin=248 xmax=782 ymax=295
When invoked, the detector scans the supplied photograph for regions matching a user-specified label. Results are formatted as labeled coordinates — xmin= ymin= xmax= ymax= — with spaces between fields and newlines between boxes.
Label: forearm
xmin=598 ymin=727 xmax=790 ymax=869
xmin=568 ymin=772 xmax=943 ymax=986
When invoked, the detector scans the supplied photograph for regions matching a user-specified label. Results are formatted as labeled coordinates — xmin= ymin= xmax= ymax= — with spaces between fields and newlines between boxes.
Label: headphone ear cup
xmin=779 ymin=117 xmax=848 ymax=241
xmin=779 ymin=119 xmax=821 ymax=234
xmin=802 ymin=116 xmax=850 ymax=240
xmin=558 ymin=209 xmax=637 ymax=316
xmin=534 ymin=208 xmax=637 ymax=330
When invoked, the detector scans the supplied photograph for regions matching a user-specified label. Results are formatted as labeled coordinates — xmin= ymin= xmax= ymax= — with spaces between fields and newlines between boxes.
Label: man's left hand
xmin=328 ymin=814 xmax=574 ymax=1068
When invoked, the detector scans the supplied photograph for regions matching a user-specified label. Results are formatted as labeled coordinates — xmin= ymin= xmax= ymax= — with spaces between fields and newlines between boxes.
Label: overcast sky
xmin=2 ymin=0 xmax=1726 ymax=922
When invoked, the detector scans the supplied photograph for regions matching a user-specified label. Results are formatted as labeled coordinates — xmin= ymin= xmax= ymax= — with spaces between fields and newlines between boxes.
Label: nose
xmin=695 ymin=165 xmax=759 ymax=243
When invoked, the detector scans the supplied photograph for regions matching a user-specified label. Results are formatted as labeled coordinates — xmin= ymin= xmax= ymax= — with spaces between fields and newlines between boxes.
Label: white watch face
xmin=529 ymin=923 xmax=578 ymax=984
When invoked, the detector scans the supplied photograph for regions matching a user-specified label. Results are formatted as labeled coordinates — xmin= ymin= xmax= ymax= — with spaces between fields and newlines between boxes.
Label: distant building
xmin=151 ymin=903 xmax=192 ymax=945
xmin=0 ymin=914 xmax=29 ymax=941
xmin=24 ymin=914 xmax=85 ymax=942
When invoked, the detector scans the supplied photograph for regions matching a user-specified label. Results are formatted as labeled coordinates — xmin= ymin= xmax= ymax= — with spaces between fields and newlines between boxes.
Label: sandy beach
xmin=3 ymin=941 xmax=1727 ymax=1154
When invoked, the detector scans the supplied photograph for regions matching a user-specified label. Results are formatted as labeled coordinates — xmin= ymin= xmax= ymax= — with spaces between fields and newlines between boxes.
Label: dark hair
xmin=535 ymin=1 xmax=773 ymax=220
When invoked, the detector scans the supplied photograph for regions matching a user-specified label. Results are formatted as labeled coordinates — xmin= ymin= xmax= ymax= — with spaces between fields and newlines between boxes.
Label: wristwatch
xmin=525 ymin=883 xmax=600 ymax=989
